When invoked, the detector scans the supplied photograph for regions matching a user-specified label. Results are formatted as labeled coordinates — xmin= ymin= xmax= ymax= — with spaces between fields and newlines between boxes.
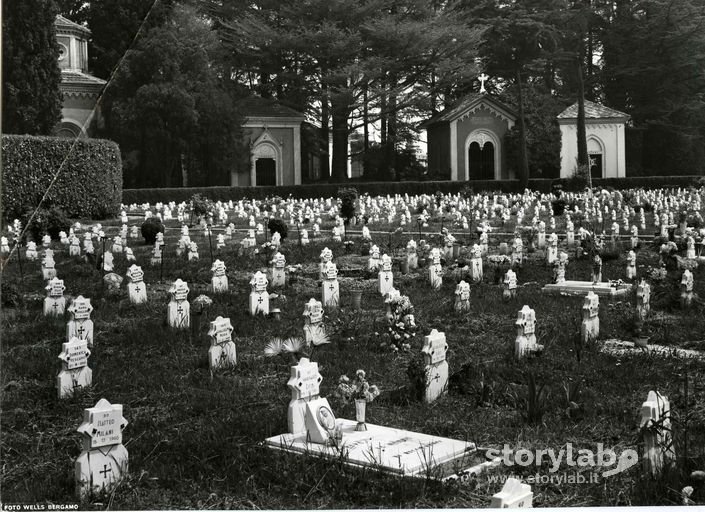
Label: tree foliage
xmin=2 ymin=0 xmax=63 ymax=135
xmin=101 ymin=3 xmax=248 ymax=188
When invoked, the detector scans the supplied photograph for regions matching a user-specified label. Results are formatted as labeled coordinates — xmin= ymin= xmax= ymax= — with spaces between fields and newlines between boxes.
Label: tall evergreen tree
xmin=85 ymin=0 xmax=166 ymax=79
xmin=103 ymin=2 xmax=247 ymax=187
xmin=2 ymin=0 xmax=63 ymax=135
xmin=214 ymin=0 xmax=480 ymax=181
xmin=473 ymin=0 xmax=560 ymax=188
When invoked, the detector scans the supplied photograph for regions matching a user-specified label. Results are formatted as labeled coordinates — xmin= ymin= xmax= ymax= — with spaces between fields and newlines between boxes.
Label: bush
xmin=190 ymin=193 xmax=213 ymax=218
xmin=2 ymin=135 xmax=122 ymax=221
xmin=337 ymin=187 xmax=358 ymax=222
xmin=1 ymin=282 xmax=22 ymax=308
xmin=141 ymin=217 xmax=165 ymax=244
xmin=268 ymin=218 xmax=288 ymax=239
xmin=121 ymin=175 xmax=704 ymax=205
xmin=22 ymin=205 xmax=70 ymax=242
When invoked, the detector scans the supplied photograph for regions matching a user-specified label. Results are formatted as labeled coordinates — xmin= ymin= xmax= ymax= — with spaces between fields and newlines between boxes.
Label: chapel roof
xmin=420 ymin=93 xmax=517 ymax=128
xmin=237 ymin=97 xmax=306 ymax=119
xmin=55 ymin=15 xmax=91 ymax=35
xmin=61 ymin=71 xmax=107 ymax=86
xmin=557 ymin=100 xmax=629 ymax=120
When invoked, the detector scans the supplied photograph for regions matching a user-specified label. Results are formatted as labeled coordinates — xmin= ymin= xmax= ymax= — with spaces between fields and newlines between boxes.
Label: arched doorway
xmin=468 ymin=141 xmax=495 ymax=180
xmin=587 ymin=137 xmax=604 ymax=179
xmin=256 ymin=158 xmax=276 ymax=186
xmin=465 ymin=129 xmax=500 ymax=180
xmin=250 ymin=137 xmax=281 ymax=186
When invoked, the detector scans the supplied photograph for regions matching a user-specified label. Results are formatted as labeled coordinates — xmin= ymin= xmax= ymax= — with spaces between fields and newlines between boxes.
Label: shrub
xmin=2 ymin=135 xmax=122 ymax=221
xmin=121 ymin=176 xmax=703 ymax=205
xmin=22 ymin=205 xmax=70 ymax=241
xmin=1 ymin=282 xmax=22 ymax=308
xmin=337 ymin=187 xmax=358 ymax=222
xmin=141 ymin=217 xmax=165 ymax=244
xmin=268 ymin=218 xmax=288 ymax=239
xmin=190 ymin=193 xmax=213 ymax=218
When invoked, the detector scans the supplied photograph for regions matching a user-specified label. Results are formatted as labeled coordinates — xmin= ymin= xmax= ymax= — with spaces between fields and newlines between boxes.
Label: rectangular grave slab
xmin=541 ymin=280 xmax=633 ymax=297
xmin=265 ymin=419 xmax=490 ymax=480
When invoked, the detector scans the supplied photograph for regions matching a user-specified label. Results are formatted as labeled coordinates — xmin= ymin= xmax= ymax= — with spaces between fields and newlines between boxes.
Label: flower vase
xmin=400 ymin=259 xmax=409 ymax=275
xmin=351 ymin=290 xmax=362 ymax=310
xmin=355 ymin=399 xmax=367 ymax=431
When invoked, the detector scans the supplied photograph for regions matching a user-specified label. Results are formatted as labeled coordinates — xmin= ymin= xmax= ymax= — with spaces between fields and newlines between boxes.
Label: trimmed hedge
xmin=2 ymin=135 xmax=122 ymax=221
xmin=123 ymin=176 xmax=704 ymax=204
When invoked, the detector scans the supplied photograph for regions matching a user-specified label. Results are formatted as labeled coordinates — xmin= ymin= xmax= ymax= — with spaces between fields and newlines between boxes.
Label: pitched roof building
xmin=557 ymin=100 xmax=630 ymax=179
xmin=422 ymin=93 xmax=517 ymax=181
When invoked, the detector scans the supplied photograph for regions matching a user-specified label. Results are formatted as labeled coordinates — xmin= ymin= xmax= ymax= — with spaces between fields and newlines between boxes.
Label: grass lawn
xmin=1 ymin=212 xmax=705 ymax=509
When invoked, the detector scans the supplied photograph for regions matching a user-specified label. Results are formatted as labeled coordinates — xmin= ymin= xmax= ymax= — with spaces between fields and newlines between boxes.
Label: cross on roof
xmin=479 ymin=73 xmax=489 ymax=94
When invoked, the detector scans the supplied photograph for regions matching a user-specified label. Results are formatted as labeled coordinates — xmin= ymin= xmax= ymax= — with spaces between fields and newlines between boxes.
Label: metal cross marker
xmin=100 ymin=464 xmax=112 ymax=478
xmin=479 ymin=73 xmax=489 ymax=94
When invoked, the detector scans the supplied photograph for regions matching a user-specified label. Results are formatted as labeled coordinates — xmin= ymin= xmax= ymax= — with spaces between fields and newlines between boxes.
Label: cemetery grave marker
xmin=428 ymin=248 xmax=443 ymax=290
xmin=319 ymin=247 xmax=333 ymax=280
xmin=44 ymin=277 xmax=66 ymax=317
xmin=167 ymin=279 xmax=190 ymax=329
xmin=249 ymin=271 xmax=270 ymax=316
xmin=490 ymin=478 xmax=533 ymax=508
xmin=303 ymin=298 xmax=325 ymax=345
xmin=378 ymin=254 xmax=394 ymax=296
xmin=42 ymin=249 xmax=57 ymax=280
xmin=503 ymin=269 xmax=517 ymax=301
xmin=207 ymin=316 xmax=236 ymax=374
xmin=515 ymin=305 xmax=543 ymax=358
xmin=553 ymin=251 xmax=568 ymax=284
xmin=26 ymin=241 xmax=38 ymax=261
xmin=321 ymin=261 xmax=340 ymax=309
xmin=210 ymin=259 xmax=228 ymax=294
xmin=626 ymin=250 xmax=637 ymax=280
xmin=406 ymin=240 xmax=418 ymax=270
xmin=67 ymin=295 xmax=94 ymax=346
xmin=57 ymin=337 xmax=92 ymax=398
xmin=470 ymin=244 xmax=483 ymax=283
xmin=421 ymin=329 xmax=449 ymax=404
xmin=640 ymin=391 xmax=676 ymax=476
xmin=454 ymin=280 xmax=470 ymax=313
xmin=580 ymin=291 xmax=600 ymax=344
xmin=271 ymin=252 xmax=287 ymax=288
xmin=368 ymin=245 xmax=382 ymax=272
xmin=126 ymin=264 xmax=148 ymax=304
xmin=287 ymin=357 xmax=323 ymax=434
xmin=681 ymin=269 xmax=694 ymax=308
xmin=75 ymin=399 xmax=128 ymax=499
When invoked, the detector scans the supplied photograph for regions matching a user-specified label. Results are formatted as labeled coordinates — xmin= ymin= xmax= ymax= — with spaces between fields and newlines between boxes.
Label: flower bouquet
xmin=335 ymin=369 xmax=380 ymax=430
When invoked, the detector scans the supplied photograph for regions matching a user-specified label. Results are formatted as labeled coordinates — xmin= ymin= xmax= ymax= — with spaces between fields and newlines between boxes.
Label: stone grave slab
xmin=600 ymin=339 xmax=705 ymax=360
xmin=542 ymin=280 xmax=632 ymax=297
xmin=265 ymin=419 xmax=490 ymax=480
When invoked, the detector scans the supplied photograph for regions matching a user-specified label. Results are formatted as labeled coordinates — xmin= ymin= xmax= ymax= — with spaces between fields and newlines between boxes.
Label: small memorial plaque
xmin=59 ymin=338 xmax=90 ymax=370
xmin=77 ymin=399 xmax=128 ymax=449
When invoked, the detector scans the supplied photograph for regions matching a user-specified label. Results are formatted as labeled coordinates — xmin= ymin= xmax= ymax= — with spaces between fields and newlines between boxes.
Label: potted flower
xmin=350 ymin=277 xmax=365 ymax=310
xmin=335 ymin=369 xmax=380 ymax=431
xmin=191 ymin=294 xmax=213 ymax=339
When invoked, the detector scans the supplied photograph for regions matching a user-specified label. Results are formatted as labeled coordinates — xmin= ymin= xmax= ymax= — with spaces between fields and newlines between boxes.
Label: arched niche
xmin=464 ymin=129 xmax=500 ymax=180
xmin=250 ymin=129 xmax=282 ymax=186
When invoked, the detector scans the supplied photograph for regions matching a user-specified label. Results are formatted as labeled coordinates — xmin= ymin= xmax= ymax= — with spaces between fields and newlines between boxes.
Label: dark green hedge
xmin=123 ymin=176 xmax=703 ymax=204
xmin=2 ymin=135 xmax=122 ymax=221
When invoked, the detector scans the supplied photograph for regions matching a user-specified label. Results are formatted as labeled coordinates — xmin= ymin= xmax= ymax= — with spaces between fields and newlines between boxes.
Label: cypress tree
xmin=2 ymin=0 xmax=63 ymax=135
